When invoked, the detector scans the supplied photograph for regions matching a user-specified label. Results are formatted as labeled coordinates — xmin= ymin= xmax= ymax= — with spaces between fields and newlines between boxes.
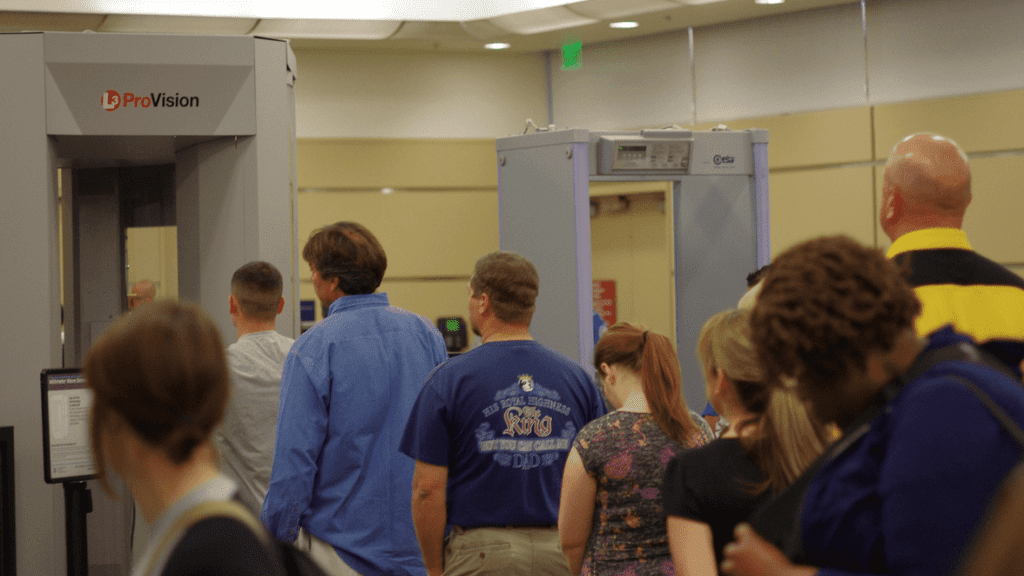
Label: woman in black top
xmin=663 ymin=309 xmax=830 ymax=575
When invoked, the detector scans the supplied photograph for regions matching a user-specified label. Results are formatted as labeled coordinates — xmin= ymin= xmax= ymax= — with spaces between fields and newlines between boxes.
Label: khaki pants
xmin=294 ymin=528 xmax=363 ymax=576
xmin=443 ymin=526 xmax=570 ymax=576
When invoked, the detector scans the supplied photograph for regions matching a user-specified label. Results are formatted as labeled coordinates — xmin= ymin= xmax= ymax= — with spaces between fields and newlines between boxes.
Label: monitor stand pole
xmin=64 ymin=481 xmax=92 ymax=576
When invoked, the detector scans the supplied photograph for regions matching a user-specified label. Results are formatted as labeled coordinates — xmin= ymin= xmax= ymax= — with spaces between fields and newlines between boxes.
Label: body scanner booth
xmin=496 ymin=128 xmax=769 ymax=411
xmin=0 ymin=32 xmax=298 ymax=576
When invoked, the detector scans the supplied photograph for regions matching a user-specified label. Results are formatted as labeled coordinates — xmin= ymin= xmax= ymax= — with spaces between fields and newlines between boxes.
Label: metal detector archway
xmin=496 ymin=128 xmax=769 ymax=411
xmin=0 ymin=32 xmax=298 ymax=576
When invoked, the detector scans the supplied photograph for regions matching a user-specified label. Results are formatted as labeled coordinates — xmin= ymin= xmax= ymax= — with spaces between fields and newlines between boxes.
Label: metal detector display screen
xmin=41 ymin=369 xmax=97 ymax=483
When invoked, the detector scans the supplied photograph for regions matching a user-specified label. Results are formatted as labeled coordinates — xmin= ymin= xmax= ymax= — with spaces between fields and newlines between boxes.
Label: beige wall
xmin=696 ymin=88 xmax=1024 ymax=263
xmin=547 ymin=0 xmax=1024 ymax=128
xmin=296 ymin=87 xmax=1024 ymax=342
xmin=288 ymin=0 xmax=1024 ymax=338
xmin=297 ymin=138 xmax=498 ymax=190
xmin=590 ymin=182 xmax=676 ymax=341
xmin=293 ymin=48 xmax=548 ymax=139
xmin=296 ymin=139 xmax=500 ymax=326
xmin=297 ymin=189 xmax=499 ymax=326
xmin=296 ymin=144 xmax=681 ymax=343
xmin=125 ymin=226 xmax=179 ymax=302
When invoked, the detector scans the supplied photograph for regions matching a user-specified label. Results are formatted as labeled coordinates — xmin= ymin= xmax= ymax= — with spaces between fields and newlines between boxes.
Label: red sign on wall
xmin=593 ymin=280 xmax=616 ymax=327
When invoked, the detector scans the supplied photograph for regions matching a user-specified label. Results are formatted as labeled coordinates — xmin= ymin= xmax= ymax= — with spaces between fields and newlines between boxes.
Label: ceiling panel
xmin=0 ymin=0 xmax=859 ymax=52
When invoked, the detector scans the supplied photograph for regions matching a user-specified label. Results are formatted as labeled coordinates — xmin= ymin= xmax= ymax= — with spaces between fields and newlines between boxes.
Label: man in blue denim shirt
xmin=262 ymin=222 xmax=448 ymax=576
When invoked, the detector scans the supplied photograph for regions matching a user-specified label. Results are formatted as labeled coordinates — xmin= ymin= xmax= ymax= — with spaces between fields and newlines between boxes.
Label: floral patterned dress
xmin=573 ymin=411 xmax=707 ymax=575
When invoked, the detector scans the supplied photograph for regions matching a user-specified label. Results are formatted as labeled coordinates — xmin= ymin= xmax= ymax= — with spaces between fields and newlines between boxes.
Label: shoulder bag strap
xmin=954 ymin=376 xmax=1024 ymax=450
xmin=142 ymin=500 xmax=272 ymax=576
xmin=907 ymin=339 xmax=1024 ymax=449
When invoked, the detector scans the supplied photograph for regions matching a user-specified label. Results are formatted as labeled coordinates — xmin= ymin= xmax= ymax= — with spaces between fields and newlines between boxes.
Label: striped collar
xmin=887 ymin=228 xmax=972 ymax=258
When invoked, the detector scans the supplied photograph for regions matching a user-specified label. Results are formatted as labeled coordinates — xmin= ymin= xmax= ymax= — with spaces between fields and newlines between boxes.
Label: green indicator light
xmin=562 ymin=41 xmax=582 ymax=70
xmin=446 ymin=319 xmax=460 ymax=331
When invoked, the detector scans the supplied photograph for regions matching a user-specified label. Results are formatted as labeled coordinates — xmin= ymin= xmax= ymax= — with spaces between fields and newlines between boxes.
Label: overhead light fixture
xmin=251 ymin=19 xmax=401 ymax=39
xmin=609 ymin=21 xmax=639 ymax=29
xmin=485 ymin=42 xmax=512 ymax=50
xmin=0 ymin=12 xmax=106 ymax=33
xmin=28 ymin=0 xmax=585 ymax=21
xmin=461 ymin=20 xmax=511 ymax=41
xmin=571 ymin=0 xmax=679 ymax=19
xmin=381 ymin=187 xmax=395 ymax=195
xmin=98 ymin=14 xmax=256 ymax=34
xmin=754 ymin=0 xmax=785 ymax=4
xmin=674 ymin=0 xmax=731 ymax=5
xmin=488 ymin=6 xmax=598 ymax=35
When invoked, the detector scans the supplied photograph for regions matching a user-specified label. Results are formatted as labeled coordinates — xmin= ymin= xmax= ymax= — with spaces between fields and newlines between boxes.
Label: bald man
xmin=882 ymin=133 xmax=1024 ymax=374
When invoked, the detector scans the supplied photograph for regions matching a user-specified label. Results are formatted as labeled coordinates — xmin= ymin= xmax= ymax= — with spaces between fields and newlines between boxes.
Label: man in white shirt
xmin=214 ymin=261 xmax=295 ymax=513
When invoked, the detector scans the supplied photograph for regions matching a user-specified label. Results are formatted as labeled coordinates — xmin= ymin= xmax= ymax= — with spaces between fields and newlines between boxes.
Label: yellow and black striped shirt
xmin=888 ymin=228 xmax=1024 ymax=369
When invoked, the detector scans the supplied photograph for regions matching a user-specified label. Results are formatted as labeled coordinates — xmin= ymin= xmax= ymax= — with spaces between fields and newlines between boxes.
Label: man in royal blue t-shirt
xmin=399 ymin=251 xmax=607 ymax=576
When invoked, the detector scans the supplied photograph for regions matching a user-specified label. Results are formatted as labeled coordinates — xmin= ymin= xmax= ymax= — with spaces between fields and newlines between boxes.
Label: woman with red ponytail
xmin=559 ymin=323 xmax=710 ymax=575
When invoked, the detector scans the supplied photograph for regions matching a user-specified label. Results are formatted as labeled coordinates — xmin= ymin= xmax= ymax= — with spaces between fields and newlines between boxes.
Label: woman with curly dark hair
xmin=721 ymin=235 xmax=1024 ymax=576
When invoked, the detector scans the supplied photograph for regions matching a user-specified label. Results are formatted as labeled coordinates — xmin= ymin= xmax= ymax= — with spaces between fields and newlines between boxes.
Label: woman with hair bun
xmin=559 ymin=323 xmax=709 ymax=575
xmin=663 ymin=308 xmax=830 ymax=576
xmin=85 ymin=301 xmax=285 ymax=576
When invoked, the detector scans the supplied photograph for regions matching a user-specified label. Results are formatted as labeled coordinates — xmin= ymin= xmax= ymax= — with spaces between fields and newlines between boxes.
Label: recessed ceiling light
xmin=754 ymin=0 xmax=785 ymax=4
xmin=381 ymin=187 xmax=395 ymax=195
xmin=609 ymin=21 xmax=639 ymax=29
xmin=485 ymin=42 xmax=512 ymax=50
xmin=52 ymin=1 xmax=585 ymax=21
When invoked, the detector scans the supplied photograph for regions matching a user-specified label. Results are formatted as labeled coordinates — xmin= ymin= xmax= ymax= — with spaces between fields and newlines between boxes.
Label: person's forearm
xmin=412 ymin=489 xmax=447 ymax=576
xmin=562 ymin=542 xmax=586 ymax=575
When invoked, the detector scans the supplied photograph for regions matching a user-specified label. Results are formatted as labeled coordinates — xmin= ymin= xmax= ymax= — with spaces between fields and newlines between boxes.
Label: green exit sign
xmin=562 ymin=41 xmax=582 ymax=70
xmin=446 ymin=319 xmax=460 ymax=332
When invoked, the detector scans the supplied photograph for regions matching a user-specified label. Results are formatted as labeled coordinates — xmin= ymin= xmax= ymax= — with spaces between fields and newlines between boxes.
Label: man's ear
xmin=277 ymin=296 xmax=285 ymax=315
xmin=884 ymin=188 xmax=902 ymax=223
xmin=477 ymin=290 xmax=491 ymax=315
xmin=229 ymin=294 xmax=238 ymax=315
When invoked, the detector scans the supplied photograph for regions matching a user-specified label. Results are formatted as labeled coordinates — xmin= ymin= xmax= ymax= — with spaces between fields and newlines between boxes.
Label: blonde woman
xmin=662 ymin=309 xmax=830 ymax=575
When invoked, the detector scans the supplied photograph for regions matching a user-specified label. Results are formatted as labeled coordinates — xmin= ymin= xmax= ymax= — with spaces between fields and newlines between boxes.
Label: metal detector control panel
xmin=596 ymin=132 xmax=693 ymax=174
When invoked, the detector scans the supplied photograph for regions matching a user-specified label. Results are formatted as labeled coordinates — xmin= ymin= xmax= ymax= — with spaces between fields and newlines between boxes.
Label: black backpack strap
xmin=954 ymin=376 xmax=1024 ymax=450
xmin=904 ymin=339 xmax=1024 ymax=449
xmin=901 ymin=339 xmax=1018 ymax=383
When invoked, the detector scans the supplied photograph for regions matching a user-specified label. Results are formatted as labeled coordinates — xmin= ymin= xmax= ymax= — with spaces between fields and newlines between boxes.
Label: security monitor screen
xmin=41 ymin=369 xmax=97 ymax=483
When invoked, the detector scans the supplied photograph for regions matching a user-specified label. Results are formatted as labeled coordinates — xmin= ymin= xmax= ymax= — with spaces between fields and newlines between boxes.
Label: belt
xmin=452 ymin=525 xmax=557 ymax=534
